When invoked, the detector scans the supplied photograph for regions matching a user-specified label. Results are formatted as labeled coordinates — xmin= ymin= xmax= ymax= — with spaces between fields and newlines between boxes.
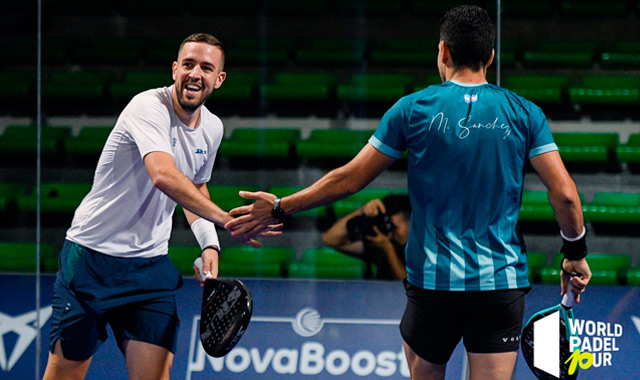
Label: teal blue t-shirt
xmin=369 ymin=80 xmax=557 ymax=291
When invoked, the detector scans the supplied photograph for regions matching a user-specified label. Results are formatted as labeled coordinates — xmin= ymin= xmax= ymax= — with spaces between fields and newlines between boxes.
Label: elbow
xmin=549 ymin=185 xmax=581 ymax=209
xmin=149 ymin=168 xmax=172 ymax=190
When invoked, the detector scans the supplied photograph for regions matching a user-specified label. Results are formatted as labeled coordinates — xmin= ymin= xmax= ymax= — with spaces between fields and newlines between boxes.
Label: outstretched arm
xmin=225 ymin=144 xmax=397 ymax=240
xmin=530 ymin=150 xmax=591 ymax=302
xmin=145 ymin=151 xmax=280 ymax=247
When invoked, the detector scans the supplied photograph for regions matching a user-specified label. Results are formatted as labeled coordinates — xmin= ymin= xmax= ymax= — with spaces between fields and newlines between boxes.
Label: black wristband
xmin=561 ymin=232 xmax=588 ymax=260
xmin=271 ymin=197 xmax=290 ymax=223
xmin=202 ymin=245 xmax=220 ymax=255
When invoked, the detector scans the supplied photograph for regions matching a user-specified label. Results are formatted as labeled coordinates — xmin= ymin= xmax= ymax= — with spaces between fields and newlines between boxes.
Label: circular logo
xmin=292 ymin=308 xmax=324 ymax=337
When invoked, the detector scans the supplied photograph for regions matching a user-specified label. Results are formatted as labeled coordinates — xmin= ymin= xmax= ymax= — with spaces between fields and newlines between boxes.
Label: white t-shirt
xmin=66 ymin=86 xmax=223 ymax=258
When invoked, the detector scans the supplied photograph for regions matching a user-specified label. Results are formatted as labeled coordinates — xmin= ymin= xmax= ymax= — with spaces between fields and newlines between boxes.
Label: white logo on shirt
xmin=464 ymin=94 xmax=478 ymax=103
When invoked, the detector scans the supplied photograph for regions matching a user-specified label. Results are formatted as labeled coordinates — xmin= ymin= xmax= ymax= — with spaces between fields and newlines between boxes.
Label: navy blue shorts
xmin=399 ymin=279 xmax=528 ymax=365
xmin=49 ymin=240 xmax=184 ymax=361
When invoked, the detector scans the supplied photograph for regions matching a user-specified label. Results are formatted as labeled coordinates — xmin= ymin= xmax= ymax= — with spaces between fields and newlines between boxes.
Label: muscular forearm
xmin=548 ymin=183 xmax=584 ymax=238
xmin=281 ymin=144 xmax=394 ymax=215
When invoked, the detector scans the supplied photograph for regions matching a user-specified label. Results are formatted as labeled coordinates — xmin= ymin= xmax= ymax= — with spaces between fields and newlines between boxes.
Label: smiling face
xmin=172 ymin=41 xmax=226 ymax=113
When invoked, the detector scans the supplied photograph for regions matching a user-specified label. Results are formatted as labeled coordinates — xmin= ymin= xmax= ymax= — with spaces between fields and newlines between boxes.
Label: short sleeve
xmin=123 ymin=92 xmax=173 ymax=159
xmin=527 ymin=103 xmax=557 ymax=158
xmin=369 ymin=98 xmax=409 ymax=159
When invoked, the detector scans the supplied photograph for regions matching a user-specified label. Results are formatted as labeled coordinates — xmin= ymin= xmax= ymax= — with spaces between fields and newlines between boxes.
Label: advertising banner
xmin=1 ymin=274 xmax=638 ymax=379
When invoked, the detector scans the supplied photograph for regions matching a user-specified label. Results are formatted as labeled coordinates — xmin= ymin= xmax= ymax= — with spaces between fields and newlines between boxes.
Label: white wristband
xmin=190 ymin=218 xmax=220 ymax=252
xmin=560 ymin=226 xmax=586 ymax=242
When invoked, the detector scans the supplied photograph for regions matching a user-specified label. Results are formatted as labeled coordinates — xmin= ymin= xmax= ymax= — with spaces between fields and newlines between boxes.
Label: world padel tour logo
xmin=186 ymin=308 xmax=409 ymax=379
xmin=533 ymin=312 xmax=624 ymax=377
xmin=0 ymin=306 xmax=52 ymax=372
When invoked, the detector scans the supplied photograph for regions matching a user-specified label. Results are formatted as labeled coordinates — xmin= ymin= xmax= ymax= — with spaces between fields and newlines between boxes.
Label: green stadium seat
xmin=175 ymin=184 xmax=260 ymax=216
xmin=260 ymin=72 xmax=340 ymax=116
xmin=110 ymin=70 xmax=173 ymax=101
xmin=569 ymin=75 xmax=640 ymax=107
xmin=0 ymin=242 xmax=56 ymax=273
xmin=627 ymin=268 xmax=640 ymax=286
xmin=17 ymin=182 xmax=92 ymax=215
xmin=617 ymin=134 xmax=640 ymax=173
xmin=0 ymin=183 xmax=27 ymax=224
xmin=267 ymin=186 xmax=328 ymax=219
xmin=16 ymin=182 xmax=90 ymax=227
xmin=519 ymin=191 xmax=556 ymax=222
xmin=369 ymin=38 xmax=438 ymax=68
xmin=552 ymin=132 xmax=619 ymax=171
xmin=295 ymin=38 xmax=368 ymax=68
xmin=64 ymin=126 xmax=112 ymax=166
xmin=337 ymin=73 xmax=416 ymax=102
xmin=0 ymin=70 xmax=34 ymax=104
xmin=218 ymin=246 xmax=296 ymax=278
xmin=540 ymin=253 xmax=631 ymax=286
xmin=42 ymin=70 xmax=116 ymax=114
xmin=218 ymin=128 xmax=301 ymax=168
xmin=527 ymin=252 xmax=548 ymax=283
xmin=583 ymin=192 xmax=640 ymax=227
xmin=502 ymin=75 xmax=572 ymax=105
xmin=287 ymin=247 xmax=367 ymax=279
xmin=0 ymin=125 xmax=71 ymax=166
xmin=296 ymin=128 xmax=373 ymax=166
xmin=523 ymin=40 xmax=599 ymax=69
xmin=210 ymin=71 xmax=263 ymax=102
xmin=225 ymin=38 xmax=293 ymax=67
xmin=167 ymin=245 xmax=201 ymax=275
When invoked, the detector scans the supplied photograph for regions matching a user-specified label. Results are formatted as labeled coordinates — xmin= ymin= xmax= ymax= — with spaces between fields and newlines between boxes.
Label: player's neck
xmin=172 ymin=99 xmax=201 ymax=129
xmin=446 ymin=67 xmax=488 ymax=84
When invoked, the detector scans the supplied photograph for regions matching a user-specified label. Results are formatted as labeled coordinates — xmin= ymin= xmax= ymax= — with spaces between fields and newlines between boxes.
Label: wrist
xmin=271 ymin=197 xmax=290 ymax=223
xmin=191 ymin=218 xmax=220 ymax=253
xmin=561 ymin=226 xmax=587 ymax=260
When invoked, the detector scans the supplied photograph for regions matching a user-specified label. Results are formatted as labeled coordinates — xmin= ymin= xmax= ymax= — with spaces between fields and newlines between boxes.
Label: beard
xmin=176 ymin=82 xmax=211 ymax=112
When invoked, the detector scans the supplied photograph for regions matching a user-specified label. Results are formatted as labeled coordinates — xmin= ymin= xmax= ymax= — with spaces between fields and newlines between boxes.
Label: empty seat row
xmin=1 ymin=126 xmax=639 ymax=172
xmin=528 ymin=252 xmax=639 ymax=286
xmin=170 ymin=246 xmax=371 ymax=280
xmin=2 ymin=181 xmax=639 ymax=235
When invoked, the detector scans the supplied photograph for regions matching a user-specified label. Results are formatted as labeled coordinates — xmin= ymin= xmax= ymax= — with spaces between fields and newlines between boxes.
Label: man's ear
xmin=439 ymin=41 xmax=451 ymax=65
xmin=214 ymin=71 xmax=226 ymax=90
xmin=172 ymin=61 xmax=178 ymax=81
xmin=485 ymin=49 xmax=495 ymax=69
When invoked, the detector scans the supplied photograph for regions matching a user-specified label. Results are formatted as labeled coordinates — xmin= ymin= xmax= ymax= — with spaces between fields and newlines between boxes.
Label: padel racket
xmin=521 ymin=291 xmax=578 ymax=380
xmin=194 ymin=257 xmax=253 ymax=357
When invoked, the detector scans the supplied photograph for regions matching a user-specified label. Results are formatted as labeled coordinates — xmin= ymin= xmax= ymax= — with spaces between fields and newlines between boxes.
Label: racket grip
xmin=561 ymin=291 xmax=575 ymax=309
xmin=194 ymin=257 xmax=214 ymax=281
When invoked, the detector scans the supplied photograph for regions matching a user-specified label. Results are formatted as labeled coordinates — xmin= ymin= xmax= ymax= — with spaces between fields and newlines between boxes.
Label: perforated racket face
xmin=200 ymin=278 xmax=252 ymax=357
xmin=522 ymin=306 xmax=578 ymax=380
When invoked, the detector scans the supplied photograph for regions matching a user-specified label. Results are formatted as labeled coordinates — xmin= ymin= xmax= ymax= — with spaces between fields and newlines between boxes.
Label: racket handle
xmin=561 ymin=291 xmax=575 ymax=309
xmin=194 ymin=257 xmax=214 ymax=281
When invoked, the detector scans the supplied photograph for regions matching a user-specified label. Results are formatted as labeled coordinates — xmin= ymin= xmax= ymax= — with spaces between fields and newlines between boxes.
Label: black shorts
xmin=399 ymin=279 xmax=529 ymax=365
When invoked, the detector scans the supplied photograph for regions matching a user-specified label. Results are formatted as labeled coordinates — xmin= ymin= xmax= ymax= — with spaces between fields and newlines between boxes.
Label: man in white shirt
xmin=43 ymin=33 xmax=279 ymax=380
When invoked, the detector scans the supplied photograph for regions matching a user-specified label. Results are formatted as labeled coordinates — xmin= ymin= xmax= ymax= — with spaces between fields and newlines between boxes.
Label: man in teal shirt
xmin=227 ymin=5 xmax=591 ymax=380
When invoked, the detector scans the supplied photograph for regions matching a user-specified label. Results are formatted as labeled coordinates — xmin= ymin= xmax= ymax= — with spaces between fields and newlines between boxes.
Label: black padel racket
xmin=194 ymin=257 xmax=253 ymax=357
xmin=522 ymin=292 xmax=578 ymax=380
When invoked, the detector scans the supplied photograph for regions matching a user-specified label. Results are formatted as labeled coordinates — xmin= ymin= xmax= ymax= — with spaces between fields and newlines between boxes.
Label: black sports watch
xmin=271 ymin=197 xmax=290 ymax=223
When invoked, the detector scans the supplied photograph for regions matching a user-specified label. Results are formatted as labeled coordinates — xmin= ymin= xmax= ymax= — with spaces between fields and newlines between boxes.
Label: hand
xmin=361 ymin=199 xmax=386 ymax=218
xmin=193 ymin=247 xmax=219 ymax=286
xmin=561 ymin=258 xmax=591 ymax=303
xmin=225 ymin=191 xmax=284 ymax=244
xmin=364 ymin=225 xmax=394 ymax=251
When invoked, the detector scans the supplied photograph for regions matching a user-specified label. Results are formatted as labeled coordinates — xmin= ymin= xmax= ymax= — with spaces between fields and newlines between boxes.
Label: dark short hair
xmin=439 ymin=5 xmax=495 ymax=71
xmin=177 ymin=33 xmax=225 ymax=68
xmin=383 ymin=194 xmax=411 ymax=221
